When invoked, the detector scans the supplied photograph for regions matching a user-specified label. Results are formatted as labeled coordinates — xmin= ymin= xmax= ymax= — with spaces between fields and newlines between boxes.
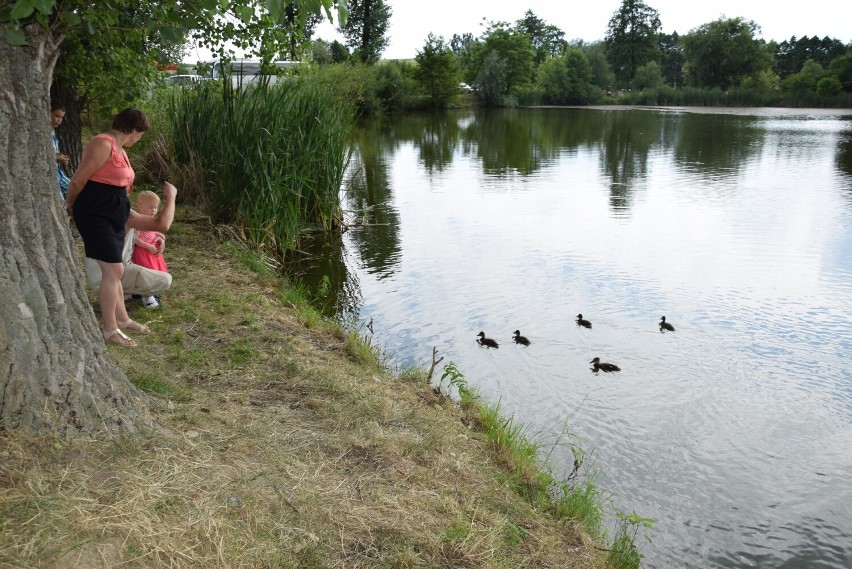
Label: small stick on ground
xmin=427 ymin=346 xmax=444 ymax=380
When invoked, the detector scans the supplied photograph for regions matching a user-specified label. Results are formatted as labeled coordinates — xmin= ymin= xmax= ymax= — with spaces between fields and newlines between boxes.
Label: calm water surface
xmin=290 ymin=107 xmax=852 ymax=569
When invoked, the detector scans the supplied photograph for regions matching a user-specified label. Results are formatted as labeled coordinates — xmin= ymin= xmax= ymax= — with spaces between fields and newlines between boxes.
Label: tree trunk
xmin=0 ymin=25 xmax=157 ymax=436
xmin=360 ymin=0 xmax=372 ymax=63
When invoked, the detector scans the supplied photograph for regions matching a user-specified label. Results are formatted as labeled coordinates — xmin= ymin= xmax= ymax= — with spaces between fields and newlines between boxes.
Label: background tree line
xmin=304 ymin=0 xmax=851 ymax=110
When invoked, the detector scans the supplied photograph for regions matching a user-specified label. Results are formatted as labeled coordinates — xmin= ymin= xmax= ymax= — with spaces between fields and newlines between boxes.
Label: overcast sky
xmin=320 ymin=0 xmax=852 ymax=59
xmin=183 ymin=1 xmax=851 ymax=63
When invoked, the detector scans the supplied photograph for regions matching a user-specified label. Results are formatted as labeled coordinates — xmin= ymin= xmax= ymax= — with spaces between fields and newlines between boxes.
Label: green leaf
xmin=234 ymin=5 xmax=253 ymax=22
xmin=5 ymin=24 xmax=27 ymax=45
xmin=10 ymin=0 xmax=35 ymax=20
xmin=336 ymin=1 xmax=347 ymax=28
xmin=60 ymin=11 xmax=81 ymax=26
xmin=0 ymin=8 xmax=13 ymax=23
xmin=303 ymin=0 xmax=321 ymax=14
xmin=31 ymin=0 xmax=55 ymax=15
xmin=265 ymin=0 xmax=283 ymax=23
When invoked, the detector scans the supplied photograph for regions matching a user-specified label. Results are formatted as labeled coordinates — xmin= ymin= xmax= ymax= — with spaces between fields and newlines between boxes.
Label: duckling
xmin=576 ymin=314 xmax=592 ymax=328
xmin=590 ymin=357 xmax=620 ymax=372
xmin=512 ymin=330 xmax=531 ymax=346
xmin=659 ymin=316 xmax=675 ymax=332
xmin=476 ymin=331 xmax=499 ymax=348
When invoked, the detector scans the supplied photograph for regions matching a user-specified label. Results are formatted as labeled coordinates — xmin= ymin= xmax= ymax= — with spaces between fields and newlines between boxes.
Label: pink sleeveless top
xmin=88 ymin=134 xmax=135 ymax=188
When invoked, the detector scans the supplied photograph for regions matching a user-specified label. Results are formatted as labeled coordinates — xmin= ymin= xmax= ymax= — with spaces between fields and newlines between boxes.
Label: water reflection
xmin=837 ymin=131 xmax=852 ymax=183
xmin=597 ymin=109 xmax=663 ymax=211
xmin=288 ymin=107 xmax=852 ymax=569
xmin=673 ymin=112 xmax=765 ymax=178
xmin=347 ymin=130 xmax=402 ymax=280
xmin=285 ymin=229 xmax=361 ymax=319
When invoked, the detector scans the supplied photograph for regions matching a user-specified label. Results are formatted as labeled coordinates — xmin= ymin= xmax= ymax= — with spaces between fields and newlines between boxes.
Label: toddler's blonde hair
xmin=137 ymin=190 xmax=160 ymax=210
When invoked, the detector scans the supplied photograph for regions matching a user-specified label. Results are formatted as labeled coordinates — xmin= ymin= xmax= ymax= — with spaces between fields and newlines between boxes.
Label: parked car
xmin=164 ymin=74 xmax=203 ymax=85
xmin=459 ymin=82 xmax=474 ymax=94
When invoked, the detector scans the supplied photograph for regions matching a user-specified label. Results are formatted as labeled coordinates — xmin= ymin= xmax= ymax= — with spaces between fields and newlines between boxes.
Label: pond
xmin=288 ymin=106 xmax=852 ymax=569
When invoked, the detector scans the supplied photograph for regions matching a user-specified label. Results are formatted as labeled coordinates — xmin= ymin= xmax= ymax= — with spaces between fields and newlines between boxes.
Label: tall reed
xmin=169 ymin=76 xmax=354 ymax=257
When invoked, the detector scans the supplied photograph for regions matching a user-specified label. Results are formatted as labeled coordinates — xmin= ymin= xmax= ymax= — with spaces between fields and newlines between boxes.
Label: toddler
xmin=131 ymin=190 xmax=169 ymax=308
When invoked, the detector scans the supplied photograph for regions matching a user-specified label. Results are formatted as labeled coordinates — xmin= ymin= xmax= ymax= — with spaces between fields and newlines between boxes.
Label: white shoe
xmin=144 ymin=297 xmax=160 ymax=308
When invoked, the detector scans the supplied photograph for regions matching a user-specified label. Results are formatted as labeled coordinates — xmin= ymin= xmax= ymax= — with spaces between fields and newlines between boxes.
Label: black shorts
xmin=73 ymin=181 xmax=130 ymax=263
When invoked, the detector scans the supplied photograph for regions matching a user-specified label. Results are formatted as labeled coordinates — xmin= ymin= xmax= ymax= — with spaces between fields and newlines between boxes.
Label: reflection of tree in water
xmin=836 ymin=132 xmax=852 ymax=199
xmin=345 ymin=133 xmax=402 ymax=280
xmin=398 ymin=112 xmax=462 ymax=174
xmin=463 ymin=109 xmax=554 ymax=176
xmin=598 ymin=110 xmax=663 ymax=211
xmin=673 ymin=113 xmax=764 ymax=179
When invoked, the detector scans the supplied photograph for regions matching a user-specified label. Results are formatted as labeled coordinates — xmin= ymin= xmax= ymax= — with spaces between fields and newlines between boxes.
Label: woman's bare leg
xmin=97 ymin=261 xmax=125 ymax=330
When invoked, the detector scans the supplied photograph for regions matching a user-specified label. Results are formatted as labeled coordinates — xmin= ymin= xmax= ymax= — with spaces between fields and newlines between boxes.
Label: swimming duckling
xmin=576 ymin=314 xmax=592 ymax=328
xmin=659 ymin=316 xmax=675 ymax=332
xmin=590 ymin=357 xmax=620 ymax=373
xmin=476 ymin=331 xmax=499 ymax=348
xmin=512 ymin=330 xmax=531 ymax=346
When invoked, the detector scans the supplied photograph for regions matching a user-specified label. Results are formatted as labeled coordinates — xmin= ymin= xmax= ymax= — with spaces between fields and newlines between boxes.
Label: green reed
xmin=169 ymin=76 xmax=353 ymax=257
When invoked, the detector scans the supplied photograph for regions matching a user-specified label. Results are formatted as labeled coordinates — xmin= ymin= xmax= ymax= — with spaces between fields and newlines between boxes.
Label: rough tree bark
xmin=0 ymin=25 xmax=158 ymax=436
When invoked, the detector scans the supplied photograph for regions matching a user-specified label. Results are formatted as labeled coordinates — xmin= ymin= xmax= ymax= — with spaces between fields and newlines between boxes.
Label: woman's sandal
xmin=118 ymin=319 xmax=152 ymax=335
xmin=103 ymin=328 xmax=137 ymax=347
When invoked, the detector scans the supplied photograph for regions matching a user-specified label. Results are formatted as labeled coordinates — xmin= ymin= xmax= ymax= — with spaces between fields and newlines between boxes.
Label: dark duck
xmin=576 ymin=314 xmax=592 ymax=328
xmin=659 ymin=316 xmax=675 ymax=332
xmin=476 ymin=331 xmax=499 ymax=348
xmin=512 ymin=330 xmax=531 ymax=346
xmin=590 ymin=357 xmax=620 ymax=372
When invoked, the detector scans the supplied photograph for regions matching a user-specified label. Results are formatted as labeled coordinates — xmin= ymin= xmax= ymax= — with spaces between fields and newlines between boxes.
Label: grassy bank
xmin=0 ymin=212 xmax=644 ymax=568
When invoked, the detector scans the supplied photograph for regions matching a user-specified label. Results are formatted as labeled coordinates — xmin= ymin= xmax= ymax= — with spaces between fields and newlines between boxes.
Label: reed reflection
xmin=285 ymin=229 xmax=362 ymax=320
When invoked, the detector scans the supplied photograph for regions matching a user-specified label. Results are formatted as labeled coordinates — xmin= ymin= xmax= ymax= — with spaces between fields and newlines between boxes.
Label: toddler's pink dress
xmin=131 ymin=230 xmax=168 ymax=272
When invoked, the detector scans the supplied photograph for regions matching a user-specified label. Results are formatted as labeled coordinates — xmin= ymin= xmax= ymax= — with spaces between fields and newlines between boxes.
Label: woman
xmin=65 ymin=108 xmax=177 ymax=347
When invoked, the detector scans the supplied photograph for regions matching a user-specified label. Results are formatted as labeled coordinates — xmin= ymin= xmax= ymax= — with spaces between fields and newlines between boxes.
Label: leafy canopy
xmin=2 ymin=0 xmax=348 ymax=48
xmin=604 ymin=0 xmax=662 ymax=86
xmin=681 ymin=16 xmax=772 ymax=90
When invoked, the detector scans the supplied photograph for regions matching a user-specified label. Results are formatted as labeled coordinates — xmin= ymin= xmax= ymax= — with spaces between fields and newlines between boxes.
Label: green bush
xmin=307 ymin=63 xmax=420 ymax=116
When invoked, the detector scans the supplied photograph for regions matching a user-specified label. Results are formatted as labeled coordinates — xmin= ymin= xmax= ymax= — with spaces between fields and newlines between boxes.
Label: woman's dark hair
xmin=112 ymin=108 xmax=151 ymax=134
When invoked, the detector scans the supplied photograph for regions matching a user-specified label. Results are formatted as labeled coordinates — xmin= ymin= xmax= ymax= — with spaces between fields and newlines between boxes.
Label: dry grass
xmin=0 ymin=211 xmax=605 ymax=568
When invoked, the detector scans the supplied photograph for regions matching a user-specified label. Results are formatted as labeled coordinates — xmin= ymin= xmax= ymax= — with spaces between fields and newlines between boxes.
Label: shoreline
xmin=0 ymin=212 xmax=629 ymax=568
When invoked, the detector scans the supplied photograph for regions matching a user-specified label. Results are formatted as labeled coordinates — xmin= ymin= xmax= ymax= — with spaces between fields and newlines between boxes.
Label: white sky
xmin=183 ymin=1 xmax=851 ymax=63
xmin=320 ymin=0 xmax=852 ymax=59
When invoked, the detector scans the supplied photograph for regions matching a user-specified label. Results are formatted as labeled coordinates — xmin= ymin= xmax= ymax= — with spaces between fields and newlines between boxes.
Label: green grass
xmin=128 ymin=373 xmax=191 ymax=402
